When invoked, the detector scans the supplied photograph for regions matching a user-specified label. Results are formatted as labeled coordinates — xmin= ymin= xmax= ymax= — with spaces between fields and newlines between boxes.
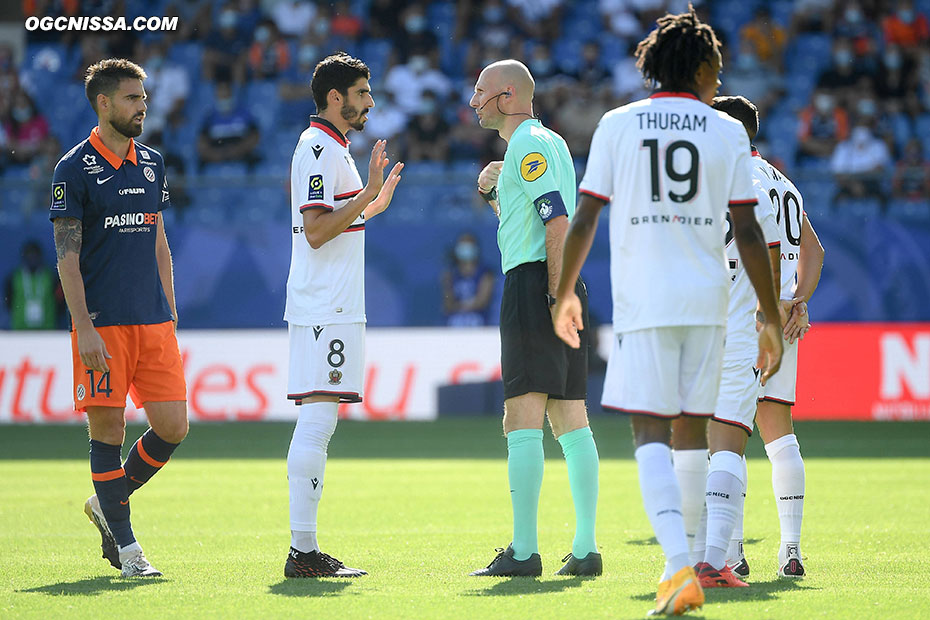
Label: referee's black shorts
xmin=500 ymin=261 xmax=588 ymax=401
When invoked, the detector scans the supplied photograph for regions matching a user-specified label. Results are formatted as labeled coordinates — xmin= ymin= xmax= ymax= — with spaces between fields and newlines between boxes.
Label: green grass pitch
xmin=2 ymin=418 xmax=929 ymax=619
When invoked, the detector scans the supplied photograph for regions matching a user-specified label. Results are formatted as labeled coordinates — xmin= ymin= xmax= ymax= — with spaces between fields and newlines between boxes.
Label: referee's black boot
xmin=555 ymin=551 xmax=603 ymax=576
xmin=469 ymin=544 xmax=542 ymax=577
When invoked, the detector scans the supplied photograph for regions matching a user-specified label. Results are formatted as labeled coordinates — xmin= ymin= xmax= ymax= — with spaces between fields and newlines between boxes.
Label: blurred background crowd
xmin=2 ymin=0 xmax=929 ymax=330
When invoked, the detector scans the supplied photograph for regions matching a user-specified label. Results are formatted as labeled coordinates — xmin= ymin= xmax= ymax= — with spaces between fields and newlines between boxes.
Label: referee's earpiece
xmin=504 ymin=91 xmax=511 ymax=98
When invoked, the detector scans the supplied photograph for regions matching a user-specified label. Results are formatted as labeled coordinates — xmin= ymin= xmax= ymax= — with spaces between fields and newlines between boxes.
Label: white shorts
xmin=602 ymin=326 xmax=725 ymax=418
xmin=287 ymin=323 xmax=365 ymax=404
xmin=713 ymin=358 xmax=762 ymax=434
xmin=760 ymin=337 xmax=798 ymax=405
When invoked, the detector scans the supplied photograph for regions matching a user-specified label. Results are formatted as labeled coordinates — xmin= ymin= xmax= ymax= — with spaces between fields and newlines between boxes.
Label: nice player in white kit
xmin=685 ymin=96 xmax=783 ymax=589
xmin=283 ymin=52 xmax=403 ymax=578
xmin=712 ymin=98 xmax=825 ymax=580
xmin=552 ymin=9 xmax=783 ymax=616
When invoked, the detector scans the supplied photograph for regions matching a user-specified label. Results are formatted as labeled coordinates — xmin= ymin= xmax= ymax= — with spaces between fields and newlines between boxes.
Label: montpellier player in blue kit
xmin=50 ymin=59 xmax=188 ymax=577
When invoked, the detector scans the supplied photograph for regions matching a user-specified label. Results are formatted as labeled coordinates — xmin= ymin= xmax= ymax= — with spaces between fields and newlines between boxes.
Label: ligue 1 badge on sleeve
xmin=328 ymin=369 xmax=343 ymax=385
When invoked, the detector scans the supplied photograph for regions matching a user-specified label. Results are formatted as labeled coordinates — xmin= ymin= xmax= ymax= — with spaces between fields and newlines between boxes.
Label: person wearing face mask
xmin=739 ymin=6 xmax=786 ymax=69
xmin=883 ymin=0 xmax=930 ymax=49
xmin=830 ymin=122 xmax=892 ymax=207
xmin=247 ymin=19 xmax=290 ymax=80
xmin=203 ymin=5 xmax=249 ymax=83
xmin=798 ymin=88 xmax=849 ymax=161
xmin=876 ymin=44 xmax=916 ymax=104
xmin=441 ymin=232 xmax=496 ymax=327
xmin=197 ymin=81 xmax=261 ymax=171
xmin=3 ymin=89 xmax=51 ymax=165
xmin=406 ymin=91 xmax=450 ymax=161
xmin=4 ymin=240 xmax=64 ymax=330
xmin=394 ymin=4 xmax=438 ymax=59
xmin=816 ymin=38 xmax=864 ymax=92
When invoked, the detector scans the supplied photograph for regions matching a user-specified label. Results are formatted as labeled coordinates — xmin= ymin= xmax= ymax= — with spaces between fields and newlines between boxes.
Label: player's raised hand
xmin=367 ymin=161 xmax=404 ymax=216
xmin=77 ymin=325 xmax=112 ymax=373
xmin=366 ymin=139 xmax=390 ymax=193
xmin=783 ymin=300 xmax=810 ymax=344
xmin=478 ymin=161 xmax=503 ymax=191
xmin=553 ymin=292 xmax=584 ymax=349
xmin=756 ymin=321 xmax=783 ymax=385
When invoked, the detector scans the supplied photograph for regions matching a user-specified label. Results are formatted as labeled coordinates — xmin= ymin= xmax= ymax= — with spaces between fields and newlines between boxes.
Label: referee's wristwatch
xmin=546 ymin=293 xmax=557 ymax=307
xmin=477 ymin=184 xmax=498 ymax=203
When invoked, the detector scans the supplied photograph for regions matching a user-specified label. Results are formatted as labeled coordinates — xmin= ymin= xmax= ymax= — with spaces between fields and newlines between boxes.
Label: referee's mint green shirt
xmin=497 ymin=119 xmax=576 ymax=274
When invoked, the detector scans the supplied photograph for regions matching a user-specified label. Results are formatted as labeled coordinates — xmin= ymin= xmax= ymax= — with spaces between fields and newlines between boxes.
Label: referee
xmin=467 ymin=60 xmax=600 ymax=577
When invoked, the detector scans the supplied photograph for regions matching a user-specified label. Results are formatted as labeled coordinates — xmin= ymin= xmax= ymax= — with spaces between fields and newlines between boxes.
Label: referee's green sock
xmin=558 ymin=426 xmax=599 ymax=558
xmin=507 ymin=428 xmax=544 ymax=561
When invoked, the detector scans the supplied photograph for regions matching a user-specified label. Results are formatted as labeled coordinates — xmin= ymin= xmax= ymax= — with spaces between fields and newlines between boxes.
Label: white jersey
xmin=579 ymin=92 xmax=757 ymax=332
xmin=723 ymin=169 xmax=781 ymax=362
xmin=751 ymin=151 xmax=804 ymax=300
xmin=284 ymin=117 xmax=366 ymax=326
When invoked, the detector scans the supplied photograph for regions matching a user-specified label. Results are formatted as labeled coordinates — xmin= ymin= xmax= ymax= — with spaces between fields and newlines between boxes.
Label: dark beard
xmin=110 ymin=115 xmax=143 ymax=138
xmin=341 ymin=102 xmax=367 ymax=131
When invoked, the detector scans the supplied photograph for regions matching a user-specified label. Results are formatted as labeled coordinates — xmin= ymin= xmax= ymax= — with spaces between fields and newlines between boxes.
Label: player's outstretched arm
xmin=155 ymin=214 xmax=178 ymax=329
xmin=303 ymin=140 xmax=393 ymax=248
xmin=730 ymin=205 xmax=783 ymax=383
xmin=53 ymin=217 xmax=111 ymax=373
xmin=553 ymin=193 xmax=605 ymax=348
xmin=784 ymin=214 xmax=825 ymax=343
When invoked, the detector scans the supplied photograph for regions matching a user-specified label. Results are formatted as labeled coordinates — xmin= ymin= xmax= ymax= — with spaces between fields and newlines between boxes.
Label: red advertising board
xmin=794 ymin=323 xmax=930 ymax=420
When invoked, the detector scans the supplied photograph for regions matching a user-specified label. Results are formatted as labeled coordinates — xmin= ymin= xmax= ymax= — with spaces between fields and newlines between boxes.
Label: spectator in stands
xmin=203 ymin=3 xmax=249 ymax=83
xmin=4 ymin=240 xmax=64 ymax=330
xmin=441 ymin=232 xmax=496 ymax=327
xmin=279 ymin=33 xmax=325 ymax=127
xmin=876 ymin=44 xmax=917 ymax=107
xmin=611 ymin=40 xmax=648 ymax=102
xmin=798 ymin=88 xmax=849 ymax=161
xmin=817 ymin=37 xmax=870 ymax=93
xmin=351 ymin=90 xmax=408 ymax=158
xmin=384 ymin=54 xmax=452 ymax=116
xmin=506 ymin=0 xmax=563 ymax=41
xmin=722 ymin=37 xmax=784 ymax=116
xmin=395 ymin=3 xmax=438 ymax=59
xmin=406 ymin=91 xmax=450 ymax=162
xmin=369 ymin=0 xmax=404 ymax=39
xmin=892 ymin=138 xmax=930 ymax=201
xmin=570 ymin=41 xmax=610 ymax=88
xmin=272 ymin=0 xmax=318 ymax=39
xmin=552 ymin=81 xmax=612 ymax=156
xmin=527 ymin=43 xmax=559 ymax=86
xmin=0 ymin=44 xmax=18 ymax=96
xmin=247 ymin=19 xmax=290 ymax=80
xmin=72 ymin=35 xmax=109 ymax=82
xmin=163 ymin=0 xmax=213 ymax=43
xmin=197 ymin=81 xmax=261 ymax=171
xmin=598 ymin=0 xmax=640 ymax=39
xmin=832 ymin=1 xmax=880 ymax=56
xmin=2 ymin=89 xmax=51 ymax=165
xmin=331 ymin=0 xmax=364 ymax=40
xmin=472 ymin=0 xmax=516 ymax=50
xmin=830 ymin=123 xmax=892 ymax=206
xmin=790 ymin=0 xmax=835 ymax=35
xmin=139 ymin=41 xmax=190 ymax=138
xmin=883 ymin=0 xmax=930 ymax=50
xmin=740 ymin=6 xmax=787 ymax=70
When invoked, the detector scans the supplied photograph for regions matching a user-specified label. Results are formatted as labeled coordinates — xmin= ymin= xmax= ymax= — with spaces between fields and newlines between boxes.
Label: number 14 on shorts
xmin=85 ymin=369 xmax=113 ymax=398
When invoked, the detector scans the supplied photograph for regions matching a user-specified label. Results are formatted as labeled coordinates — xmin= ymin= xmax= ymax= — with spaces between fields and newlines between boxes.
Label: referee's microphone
xmin=478 ymin=91 xmax=510 ymax=111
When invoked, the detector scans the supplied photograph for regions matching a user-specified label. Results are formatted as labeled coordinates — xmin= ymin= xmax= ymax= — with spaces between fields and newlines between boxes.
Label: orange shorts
xmin=71 ymin=321 xmax=187 ymax=411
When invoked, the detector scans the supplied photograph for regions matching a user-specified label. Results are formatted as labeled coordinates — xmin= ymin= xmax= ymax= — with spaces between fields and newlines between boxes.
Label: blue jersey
xmin=49 ymin=127 xmax=173 ymax=327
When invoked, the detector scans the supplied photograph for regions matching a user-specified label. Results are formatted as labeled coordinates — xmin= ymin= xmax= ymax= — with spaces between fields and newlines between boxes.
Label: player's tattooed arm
xmin=53 ymin=217 xmax=82 ymax=260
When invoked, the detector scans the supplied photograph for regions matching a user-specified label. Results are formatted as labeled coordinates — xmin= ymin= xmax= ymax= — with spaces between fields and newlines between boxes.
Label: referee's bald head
xmin=85 ymin=58 xmax=147 ymax=114
xmin=480 ymin=60 xmax=535 ymax=104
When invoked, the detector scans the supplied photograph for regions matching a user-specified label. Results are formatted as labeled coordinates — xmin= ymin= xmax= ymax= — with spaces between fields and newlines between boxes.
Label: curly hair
xmin=84 ymin=58 xmax=147 ymax=113
xmin=311 ymin=52 xmax=370 ymax=112
xmin=634 ymin=5 xmax=721 ymax=93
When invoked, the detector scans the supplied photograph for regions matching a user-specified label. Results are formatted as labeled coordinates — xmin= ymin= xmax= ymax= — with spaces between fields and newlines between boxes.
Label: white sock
xmin=118 ymin=541 xmax=142 ymax=563
xmin=672 ymin=448 xmax=708 ymax=553
xmin=765 ymin=434 xmax=805 ymax=560
xmin=635 ymin=443 xmax=690 ymax=577
xmin=690 ymin=504 xmax=707 ymax=567
xmin=288 ymin=401 xmax=338 ymax=553
xmin=703 ymin=450 xmax=745 ymax=569
xmin=727 ymin=454 xmax=748 ymax=565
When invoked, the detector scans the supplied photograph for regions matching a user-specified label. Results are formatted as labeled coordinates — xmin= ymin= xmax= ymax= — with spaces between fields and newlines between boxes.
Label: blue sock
xmin=558 ymin=426 xmax=599 ymax=557
xmin=123 ymin=429 xmax=180 ymax=495
xmin=507 ymin=429 xmax=544 ymax=561
xmin=89 ymin=439 xmax=135 ymax=547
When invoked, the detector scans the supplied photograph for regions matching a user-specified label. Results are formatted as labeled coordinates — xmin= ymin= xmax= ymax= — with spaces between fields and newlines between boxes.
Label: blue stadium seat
xmin=168 ymin=43 xmax=203 ymax=84
xmin=888 ymin=199 xmax=930 ymax=222
xmin=245 ymin=81 xmax=280 ymax=131
xmin=839 ymin=198 xmax=882 ymax=221
xmin=202 ymin=162 xmax=249 ymax=178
